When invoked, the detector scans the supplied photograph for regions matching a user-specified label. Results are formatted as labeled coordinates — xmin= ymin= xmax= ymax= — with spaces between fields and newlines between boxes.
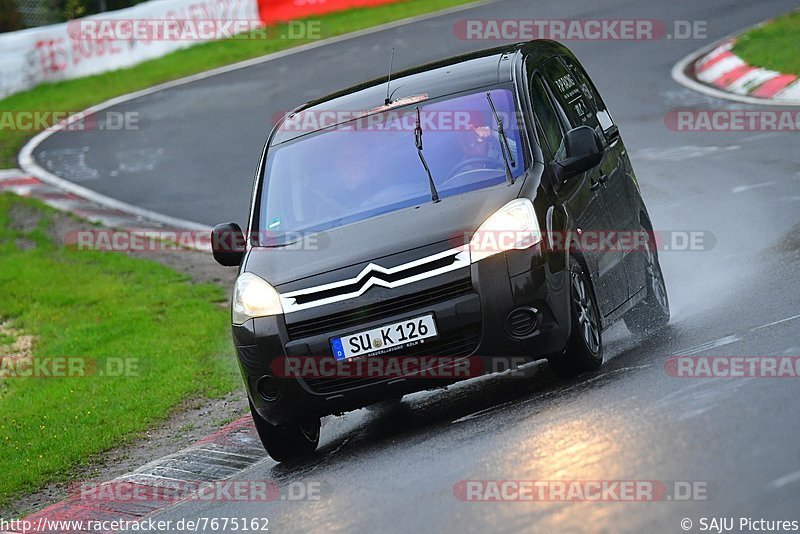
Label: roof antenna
xmin=384 ymin=47 xmax=396 ymax=106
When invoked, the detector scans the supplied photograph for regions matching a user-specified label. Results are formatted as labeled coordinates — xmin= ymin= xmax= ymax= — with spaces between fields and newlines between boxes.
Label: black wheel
xmin=624 ymin=229 xmax=670 ymax=336
xmin=249 ymin=401 xmax=320 ymax=462
xmin=548 ymin=257 xmax=603 ymax=378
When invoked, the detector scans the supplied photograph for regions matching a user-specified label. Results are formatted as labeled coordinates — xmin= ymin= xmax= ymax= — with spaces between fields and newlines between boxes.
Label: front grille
xmin=285 ymin=278 xmax=473 ymax=340
xmin=292 ymin=254 xmax=460 ymax=306
xmin=303 ymin=326 xmax=481 ymax=395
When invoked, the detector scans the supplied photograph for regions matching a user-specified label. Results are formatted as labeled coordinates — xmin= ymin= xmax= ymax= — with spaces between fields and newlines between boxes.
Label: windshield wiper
xmin=486 ymin=93 xmax=516 ymax=184
xmin=414 ymin=107 xmax=440 ymax=203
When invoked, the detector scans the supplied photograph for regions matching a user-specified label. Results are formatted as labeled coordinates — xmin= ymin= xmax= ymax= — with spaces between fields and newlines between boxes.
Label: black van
xmin=212 ymin=41 xmax=669 ymax=462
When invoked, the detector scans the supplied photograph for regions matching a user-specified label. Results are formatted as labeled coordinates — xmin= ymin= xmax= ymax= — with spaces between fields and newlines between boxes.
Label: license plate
xmin=331 ymin=314 xmax=438 ymax=361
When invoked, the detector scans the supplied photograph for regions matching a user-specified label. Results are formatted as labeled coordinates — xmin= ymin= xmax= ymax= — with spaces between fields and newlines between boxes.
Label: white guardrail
xmin=0 ymin=0 xmax=259 ymax=98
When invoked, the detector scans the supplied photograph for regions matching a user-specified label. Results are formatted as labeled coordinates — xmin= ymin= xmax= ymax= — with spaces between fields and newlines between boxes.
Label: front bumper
xmin=235 ymin=246 xmax=570 ymax=426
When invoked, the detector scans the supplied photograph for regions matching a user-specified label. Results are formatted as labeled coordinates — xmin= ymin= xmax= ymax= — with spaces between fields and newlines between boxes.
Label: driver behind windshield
xmin=297 ymin=139 xmax=376 ymax=218
xmin=333 ymin=142 xmax=372 ymax=201
xmin=451 ymin=117 xmax=518 ymax=174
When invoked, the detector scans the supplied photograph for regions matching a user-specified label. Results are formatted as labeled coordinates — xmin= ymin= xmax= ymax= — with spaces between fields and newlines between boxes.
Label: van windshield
xmin=259 ymin=88 xmax=524 ymax=243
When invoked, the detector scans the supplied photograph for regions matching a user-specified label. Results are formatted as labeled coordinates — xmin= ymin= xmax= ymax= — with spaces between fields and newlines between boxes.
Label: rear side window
xmin=560 ymin=55 xmax=616 ymax=135
xmin=530 ymin=74 xmax=566 ymax=161
xmin=542 ymin=57 xmax=598 ymax=131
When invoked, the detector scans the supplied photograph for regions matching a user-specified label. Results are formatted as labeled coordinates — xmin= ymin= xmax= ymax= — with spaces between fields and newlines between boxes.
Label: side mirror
xmin=212 ymin=222 xmax=245 ymax=267
xmin=556 ymin=125 xmax=604 ymax=179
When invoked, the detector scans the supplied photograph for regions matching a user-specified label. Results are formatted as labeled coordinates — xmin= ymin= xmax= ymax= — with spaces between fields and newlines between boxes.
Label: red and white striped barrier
xmin=257 ymin=0 xmax=404 ymax=25
xmin=694 ymin=40 xmax=800 ymax=103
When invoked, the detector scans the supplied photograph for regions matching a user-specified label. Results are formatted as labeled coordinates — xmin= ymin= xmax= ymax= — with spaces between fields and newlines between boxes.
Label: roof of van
xmin=269 ymin=43 xmax=528 ymax=145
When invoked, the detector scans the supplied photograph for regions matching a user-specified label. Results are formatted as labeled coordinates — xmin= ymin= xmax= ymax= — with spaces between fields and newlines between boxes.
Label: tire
xmin=624 ymin=227 xmax=670 ymax=336
xmin=548 ymin=257 xmax=604 ymax=378
xmin=249 ymin=401 xmax=320 ymax=462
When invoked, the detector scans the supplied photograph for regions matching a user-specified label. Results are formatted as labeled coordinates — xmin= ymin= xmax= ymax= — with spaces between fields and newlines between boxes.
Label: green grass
xmin=0 ymin=0 xmax=476 ymax=168
xmin=0 ymin=193 xmax=239 ymax=510
xmin=733 ymin=10 xmax=800 ymax=76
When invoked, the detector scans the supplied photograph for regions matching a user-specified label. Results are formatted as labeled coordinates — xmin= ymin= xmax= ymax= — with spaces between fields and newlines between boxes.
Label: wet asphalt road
xmin=34 ymin=0 xmax=800 ymax=531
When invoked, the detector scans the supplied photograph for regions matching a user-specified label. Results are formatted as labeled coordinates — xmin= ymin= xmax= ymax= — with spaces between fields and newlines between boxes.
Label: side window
xmin=542 ymin=57 xmax=599 ymax=131
xmin=530 ymin=73 xmax=566 ymax=162
xmin=560 ymin=55 xmax=616 ymax=135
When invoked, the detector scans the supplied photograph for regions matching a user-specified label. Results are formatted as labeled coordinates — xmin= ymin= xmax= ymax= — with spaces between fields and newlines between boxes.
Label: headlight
xmin=232 ymin=272 xmax=283 ymax=324
xmin=469 ymin=198 xmax=541 ymax=263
